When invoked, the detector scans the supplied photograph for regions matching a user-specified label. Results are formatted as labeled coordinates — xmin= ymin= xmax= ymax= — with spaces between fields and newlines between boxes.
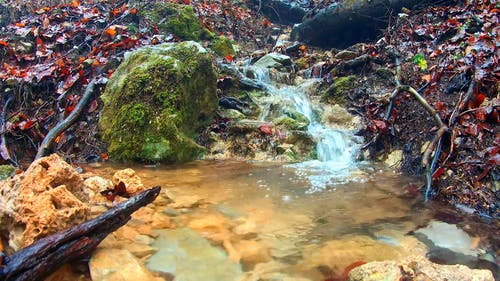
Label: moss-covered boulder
xmin=138 ymin=2 xmax=213 ymax=41
xmin=99 ymin=41 xmax=218 ymax=163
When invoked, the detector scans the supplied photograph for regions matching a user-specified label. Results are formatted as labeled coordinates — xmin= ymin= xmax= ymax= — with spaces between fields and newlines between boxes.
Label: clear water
xmin=89 ymin=161 xmax=499 ymax=280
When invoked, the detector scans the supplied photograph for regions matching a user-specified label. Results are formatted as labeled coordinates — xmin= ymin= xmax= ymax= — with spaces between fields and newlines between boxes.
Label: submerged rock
xmin=349 ymin=255 xmax=494 ymax=281
xmin=90 ymin=248 xmax=162 ymax=281
xmin=414 ymin=220 xmax=479 ymax=257
xmin=146 ymin=228 xmax=244 ymax=281
xmin=0 ymin=154 xmax=90 ymax=251
xmin=99 ymin=41 xmax=218 ymax=163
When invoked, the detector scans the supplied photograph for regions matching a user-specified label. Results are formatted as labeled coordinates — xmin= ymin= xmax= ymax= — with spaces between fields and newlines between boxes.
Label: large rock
xmin=349 ymin=255 xmax=494 ymax=281
xmin=291 ymin=0 xmax=460 ymax=48
xmin=99 ymin=41 xmax=218 ymax=163
xmin=0 ymin=154 xmax=90 ymax=251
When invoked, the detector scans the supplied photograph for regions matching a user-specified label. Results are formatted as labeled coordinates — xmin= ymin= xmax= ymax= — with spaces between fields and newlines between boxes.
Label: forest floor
xmin=0 ymin=0 xmax=498 ymax=218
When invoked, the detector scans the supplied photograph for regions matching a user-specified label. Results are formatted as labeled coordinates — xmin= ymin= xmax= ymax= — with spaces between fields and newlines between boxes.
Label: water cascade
xmin=243 ymin=62 xmax=363 ymax=192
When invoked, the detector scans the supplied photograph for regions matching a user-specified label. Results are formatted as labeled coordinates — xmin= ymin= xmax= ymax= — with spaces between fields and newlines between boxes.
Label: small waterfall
xmin=242 ymin=63 xmax=362 ymax=192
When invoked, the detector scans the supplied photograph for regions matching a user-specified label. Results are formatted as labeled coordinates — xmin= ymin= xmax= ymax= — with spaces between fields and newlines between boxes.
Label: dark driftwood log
xmin=0 ymin=186 xmax=161 ymax=281
xmin=291 ymin=0 xmax=461 ymax=48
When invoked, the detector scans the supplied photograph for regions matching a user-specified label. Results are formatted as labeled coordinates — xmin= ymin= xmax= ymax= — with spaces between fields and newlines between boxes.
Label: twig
xmin=449 ymin=79 xmax=476 ymax=125
xmin=35 ymin=77 xmax=107 ymax=159
xmin=384 ymin=53 xmax=448 ymax=201
xmin=0 ymin=93 xmax=17 ymax=166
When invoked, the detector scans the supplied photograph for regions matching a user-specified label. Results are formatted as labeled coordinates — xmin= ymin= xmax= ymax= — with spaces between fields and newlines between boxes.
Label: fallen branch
xmin=35 ymin=77 xmax=108 ymax=159
xmin=0 ymin=186 xmax=161 ymax=281
xmin=384 ymin=55 xmax=448 ymax=201
xmin=0 ymin=92 xmax=17 ymax=166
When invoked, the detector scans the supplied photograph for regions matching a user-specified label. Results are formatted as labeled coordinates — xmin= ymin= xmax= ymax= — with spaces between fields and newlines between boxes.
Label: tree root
xmin=35 ymin=77 xmax=108 ymax=160
xmin=385 ymin=56 xmax=448 ymax=201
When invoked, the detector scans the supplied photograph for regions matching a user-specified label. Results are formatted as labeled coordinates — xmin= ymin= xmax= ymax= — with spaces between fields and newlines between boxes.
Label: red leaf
xmin=259 ymin=123 xmax=273 ymax=135
xmin=373 ymin=119 xmax=388 ymax=133
xmin=225 ymin=54 xmax=234 ymax=62
xmin=87 ymin=99 xmax=98 ymax=113
xmin=432 ymin=167 xmax=446 ymax=179
xmin=0 ymin=41 xmax=8 ymax=47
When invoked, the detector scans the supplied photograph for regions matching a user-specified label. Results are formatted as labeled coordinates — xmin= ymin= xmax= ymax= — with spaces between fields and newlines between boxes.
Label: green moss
xmin=274 ymin=116 xmax=307 ymax=130
xmin=99 ymin=42 xmax=217 ymax=163
xmin=322 ymin=75 xmax=357 ymax=106
xmin=0 ymin=165 xmax=15 ymax=181
xmin=140 ymin=3 xmax=213 ymax=41
xmin=294 ymin=57 xmax=309 ymax=70
xmin=210 ymin=36 xmax=235 ymax=57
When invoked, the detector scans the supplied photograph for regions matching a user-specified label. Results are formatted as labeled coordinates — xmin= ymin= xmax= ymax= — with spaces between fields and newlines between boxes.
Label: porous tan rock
xmin=112 ymin=168 xmax=145 ymax=195
xmin=0 ymin=154 xmax=90 ymax=251
xmin=83 ymin=176 xmax=114 ymax=203
xmin=348 ymin=255 xmax=494 ymax=281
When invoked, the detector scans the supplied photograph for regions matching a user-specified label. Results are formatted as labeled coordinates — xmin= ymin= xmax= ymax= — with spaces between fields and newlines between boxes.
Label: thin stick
xmin=35 ymin=77 xmax=107 ymax=159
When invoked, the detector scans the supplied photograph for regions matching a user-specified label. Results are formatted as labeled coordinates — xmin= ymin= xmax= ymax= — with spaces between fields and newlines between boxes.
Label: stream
xmin=90 ymin=161 xmax=499 ymax=280
xmin=86 ymin=63 xmax=498 ymax=280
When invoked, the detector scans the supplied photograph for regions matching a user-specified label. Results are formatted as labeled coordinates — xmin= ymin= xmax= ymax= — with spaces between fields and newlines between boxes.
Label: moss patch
xmin=322 ymin=75 xmax=357 ymax=106
xmin=210 ymin=36 xmax=235 ymax=57
xmin=139 ymin=3 xmax=213 ymax=41
xmin=0 ymin=165 xmax=15 ymax=181
xmin=99 ymin=42 xmax=217 ymax=163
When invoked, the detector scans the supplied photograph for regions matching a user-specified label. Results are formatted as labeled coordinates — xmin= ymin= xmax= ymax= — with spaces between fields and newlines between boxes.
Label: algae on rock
xmin=138 ymin=2 xmax=213 ymax=41
xmin=322 ymin=75 xmax=357 ymax=106
xmin=99 ymin=41 xmax=217 ymax=163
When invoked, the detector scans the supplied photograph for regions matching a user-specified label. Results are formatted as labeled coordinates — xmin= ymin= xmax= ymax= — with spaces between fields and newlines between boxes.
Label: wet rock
xmin=170 ymin=194 xmax=205 ymax=208
xmin=112 ymin=168 xmax=145 ymax=196
xmin=125 ymin=243 xmax=157 ymax=258
xmin=300 ymin=235 xmax=402 ymax=276
xmin=254 ymin=53 xmax=292 ymax=70
xmin=384 ymin=150 xmax=403 ymax=170
xmin=242 ymin=261 xmax=312 ymax=281
xmin=188 ymin=213 xmax=232 ymax=244
xmin=348 ymin=255 xmax=494 ymax=281
xmin=320 ymin=104 xmax=361 ymax=130
xmin=99 ymin=41 xmax=217 ymax=163
xmin=335 ymin=50 xmax=358 ymax=61
xmin=0 ymin=154 xmax=90 ymax=251
xmin=414 ymin=221 xmax=479 ymax=257
xmin=146 ymin=228 xmax=243 ymax=281
xmin=234 ymin=240 xmax=271 ymax=269
xmin=90 ymin=248 xmax=162 ymax=281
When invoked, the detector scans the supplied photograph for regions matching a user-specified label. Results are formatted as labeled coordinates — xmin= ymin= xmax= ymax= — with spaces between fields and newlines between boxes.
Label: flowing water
xmin=87 ymin=63 xmax=498 ymax=280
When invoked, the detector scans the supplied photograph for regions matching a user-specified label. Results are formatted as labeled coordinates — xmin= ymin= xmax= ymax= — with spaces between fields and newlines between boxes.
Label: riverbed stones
xmin=0 ymin=154 xmax=90 ymax=251
xmin=414 ymin=220 xmax=479 ymax=257
xmin=90 ymin=248 xmax=162 ymax=281
xmin=299 ymin=235 xmax=402 ymax=277
xmin=99 ymin=41 xmax=217 ymax=163
xmin=348 ymin=255 xmax=494 ymax=281
xmin=146 ymin=228 xmax=244 ymax=281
